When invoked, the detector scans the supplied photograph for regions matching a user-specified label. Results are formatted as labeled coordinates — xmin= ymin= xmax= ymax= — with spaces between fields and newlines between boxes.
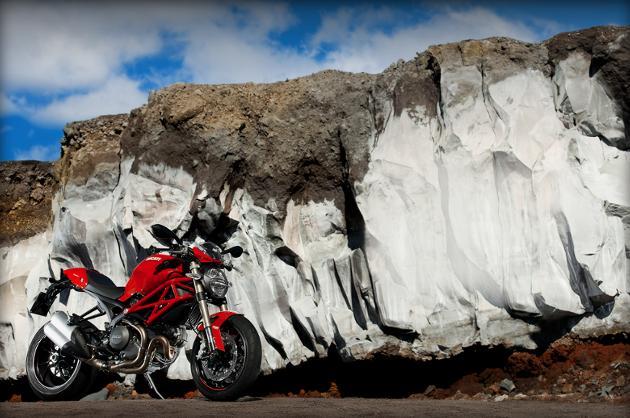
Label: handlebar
xmin=168 ymin=246 xmax=194 ymax=258
xmin=149 ymin=245 xmax=191 ymax=258
xmin=148 ymin=244 xmax=236 ymax=270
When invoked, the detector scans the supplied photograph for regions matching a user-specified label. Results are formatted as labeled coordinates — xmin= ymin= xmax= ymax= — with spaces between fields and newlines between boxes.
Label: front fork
xmin=190 ymin=262 xmax=227 ymax=352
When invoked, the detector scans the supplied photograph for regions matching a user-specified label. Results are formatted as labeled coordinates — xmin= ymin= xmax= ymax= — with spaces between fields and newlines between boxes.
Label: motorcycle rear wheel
xmin=190 ymin=315 xmax=261 ymax=401
xmin=26 ymin=326 xmax=95 ymax=401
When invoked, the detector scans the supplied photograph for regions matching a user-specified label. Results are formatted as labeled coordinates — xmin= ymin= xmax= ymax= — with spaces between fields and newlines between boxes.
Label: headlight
xmin=202 ymin=268 xmax=229 ymax=299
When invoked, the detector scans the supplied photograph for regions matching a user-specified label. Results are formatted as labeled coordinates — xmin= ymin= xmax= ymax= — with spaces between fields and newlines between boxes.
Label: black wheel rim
xmin=197 ymin=323 xmax=247 ymax=390
xmin=32 ymin=335 xmax=80 ymax=390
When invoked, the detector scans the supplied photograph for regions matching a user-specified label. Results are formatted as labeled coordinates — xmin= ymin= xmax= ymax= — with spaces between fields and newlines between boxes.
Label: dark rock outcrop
xmin=121 ymin=71 xmax=376 ymax=213
xmin=0 ymin=161 xmax=56 ymax=246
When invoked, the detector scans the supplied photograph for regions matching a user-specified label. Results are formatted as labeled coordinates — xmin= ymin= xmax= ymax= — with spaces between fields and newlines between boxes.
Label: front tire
xmin=26 ymin=326 xmax=94 ymax=401
xmin=190 ymin=315 xmax=261 ymax=401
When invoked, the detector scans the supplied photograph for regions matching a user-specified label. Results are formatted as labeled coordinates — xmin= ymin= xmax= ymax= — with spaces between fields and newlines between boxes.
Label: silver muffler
xmin=43 ymin=311 xmax=91 ymax=359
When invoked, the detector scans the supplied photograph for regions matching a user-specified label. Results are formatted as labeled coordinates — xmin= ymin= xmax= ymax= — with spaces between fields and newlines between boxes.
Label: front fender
xmin=197 ymin=311 xmax=239 ymax=351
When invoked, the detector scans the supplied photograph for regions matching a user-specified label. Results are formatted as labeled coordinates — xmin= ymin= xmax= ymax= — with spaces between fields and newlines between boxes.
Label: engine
xmin=108 ymin=325 xmax=140 ymax=361
xmin=42 ymin=310 xmax=180 ymax=374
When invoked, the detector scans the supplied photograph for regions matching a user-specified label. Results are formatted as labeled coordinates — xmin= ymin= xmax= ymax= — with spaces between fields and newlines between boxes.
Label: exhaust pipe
xmin=43 ymin=311 xmax=91 ymax=359
xmin=117 ymin=335 xmax=176 ymax=374
xmin=84 ymin=321 xmax=176 ymax=374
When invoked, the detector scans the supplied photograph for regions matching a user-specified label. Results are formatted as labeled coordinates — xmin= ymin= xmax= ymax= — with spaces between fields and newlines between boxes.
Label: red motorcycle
xmin=26 ymin=224 xmax=261 ymax=401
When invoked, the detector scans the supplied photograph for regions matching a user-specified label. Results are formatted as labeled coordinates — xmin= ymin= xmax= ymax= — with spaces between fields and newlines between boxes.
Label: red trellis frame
xmin=125 ymin=276 xmax=195 ymax=325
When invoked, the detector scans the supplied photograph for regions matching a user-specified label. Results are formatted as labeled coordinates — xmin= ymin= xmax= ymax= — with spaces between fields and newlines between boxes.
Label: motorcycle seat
xmin=84 ymin=270 xmax=125 ymax=300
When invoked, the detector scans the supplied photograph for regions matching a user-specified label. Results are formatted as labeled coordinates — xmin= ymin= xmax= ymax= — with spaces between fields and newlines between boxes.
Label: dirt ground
xmin=3 ymin=335 xmax=629 ymax=404
xmin=1 ymin=398 xmax=629 ymax=418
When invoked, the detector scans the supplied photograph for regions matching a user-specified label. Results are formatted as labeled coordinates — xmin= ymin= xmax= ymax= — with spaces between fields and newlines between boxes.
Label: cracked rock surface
xmin=1 ymin=26 xmax=629 ymax=380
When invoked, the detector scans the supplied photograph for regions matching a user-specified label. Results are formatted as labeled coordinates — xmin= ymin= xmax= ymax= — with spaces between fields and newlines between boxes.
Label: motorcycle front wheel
xmin=190 ymin=315 xmax=261 ymax=401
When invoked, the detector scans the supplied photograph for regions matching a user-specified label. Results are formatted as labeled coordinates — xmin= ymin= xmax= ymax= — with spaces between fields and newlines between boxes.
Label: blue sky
xmin=1 ymin=0 xmax=628 ymax=161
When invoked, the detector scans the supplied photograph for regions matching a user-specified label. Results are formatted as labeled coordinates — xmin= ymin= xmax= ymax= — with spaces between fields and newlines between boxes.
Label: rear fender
xmin=196 ymin=311 xmax=239 ymax=351
xmin=29 ymin=273 xmax=73 ymax=316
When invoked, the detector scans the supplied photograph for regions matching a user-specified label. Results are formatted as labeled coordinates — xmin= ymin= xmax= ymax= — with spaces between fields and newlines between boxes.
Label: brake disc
xmin=201 ymin=333 xmax=239 ymax=382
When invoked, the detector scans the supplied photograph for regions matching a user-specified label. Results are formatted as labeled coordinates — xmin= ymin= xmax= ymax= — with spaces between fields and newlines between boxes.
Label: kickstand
xmin=144 ymin=372 xmax=165 ymax=400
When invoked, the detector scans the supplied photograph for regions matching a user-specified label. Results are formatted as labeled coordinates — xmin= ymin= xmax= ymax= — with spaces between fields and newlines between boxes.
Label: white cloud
xmin=0 ymin=1 xmax=308 ymax=123
xmin=183 ymin=26 xmax=322 ymax=84
xmin=0 ymin=1 xmax=163 ymax=92
xmin=160 ymin=1 xmax=320 ymax=83
xmin=178 ymin=4 xmax=546 ymax=83
xmin=1 ymin=94 xmax=18 ymax=114
xmin=313 ymin=6 xmax=541 ymax=74
xmin=1 ymin=1 xmax=560 ymax=130
xmin=30 ymin=76 xmax=148 ymax=125
xmin=0 ymin=1 xmax=300 ymax=91
xmin=14 ymin=144 xmax=59 ymax=161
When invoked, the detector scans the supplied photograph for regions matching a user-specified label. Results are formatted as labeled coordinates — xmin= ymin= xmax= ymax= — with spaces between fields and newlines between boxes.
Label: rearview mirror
xmin=150 ymin=224 xmax=182 ymax=247
xmin=222 ymin=246 xmax=243 ymax=258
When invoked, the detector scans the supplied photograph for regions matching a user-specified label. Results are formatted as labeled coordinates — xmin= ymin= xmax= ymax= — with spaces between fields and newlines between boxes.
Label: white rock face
xmin=356 ymin=57 xmax=628 ymax=354
xmin=0 ymin=233 xmax=49 ymax=379
xmin=554 ymin=53 xmax=625 ymax=146
xmin=0 ymin=45 xmax=628 ymax=380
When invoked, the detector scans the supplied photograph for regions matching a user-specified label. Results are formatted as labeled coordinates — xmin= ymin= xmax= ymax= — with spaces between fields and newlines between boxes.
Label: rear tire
xmin=26 ymin=326 xmax=95 ymax=401
xmin=190 ymin=315 xmax=261 ymax=401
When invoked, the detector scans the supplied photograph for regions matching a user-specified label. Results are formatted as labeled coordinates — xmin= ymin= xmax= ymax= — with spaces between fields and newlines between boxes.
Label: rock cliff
xmin=1 ymin=26 xmax=629 ymax=380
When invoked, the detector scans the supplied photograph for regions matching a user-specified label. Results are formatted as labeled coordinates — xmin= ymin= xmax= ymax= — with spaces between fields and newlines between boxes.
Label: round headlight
xmin=202 ymin=268 xmax=229 ymax=299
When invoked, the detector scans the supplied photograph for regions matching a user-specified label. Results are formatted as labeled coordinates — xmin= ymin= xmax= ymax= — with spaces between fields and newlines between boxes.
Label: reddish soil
xmin=428 ymin=336 xmax=629 ymax=401
xmin=248 ymin=334 xmax=629 ymax=402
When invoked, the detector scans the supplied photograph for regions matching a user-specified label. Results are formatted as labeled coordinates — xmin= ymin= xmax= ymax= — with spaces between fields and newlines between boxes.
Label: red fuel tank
xmin=120 ymin=253 xmax=184 ymax=302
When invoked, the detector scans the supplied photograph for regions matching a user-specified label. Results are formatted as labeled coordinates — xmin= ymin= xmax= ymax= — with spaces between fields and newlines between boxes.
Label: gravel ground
xmin=1 ymin=398 xmax=629 ymax=417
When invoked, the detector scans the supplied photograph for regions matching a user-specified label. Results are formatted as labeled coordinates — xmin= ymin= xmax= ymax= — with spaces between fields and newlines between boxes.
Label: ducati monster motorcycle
xmin=26 ymin=224 xmax=261 ymax=401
